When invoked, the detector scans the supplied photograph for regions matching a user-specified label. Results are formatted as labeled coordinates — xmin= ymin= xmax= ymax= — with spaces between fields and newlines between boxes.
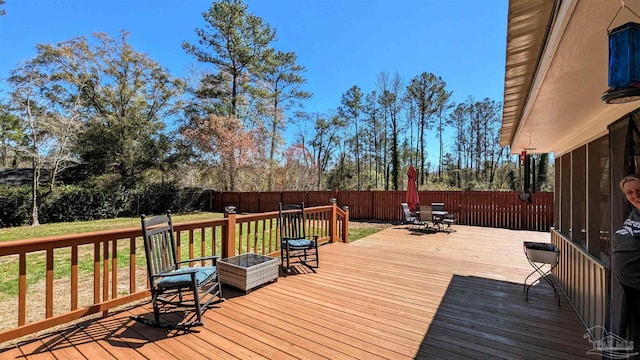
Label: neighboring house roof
xmin=0 ymin=168 xmax=35 ymax=186
xmin=500 ymin=0 xmax=640 ymax=155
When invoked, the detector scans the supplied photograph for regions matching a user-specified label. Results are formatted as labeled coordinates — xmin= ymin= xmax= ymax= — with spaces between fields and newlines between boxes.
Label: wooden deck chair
xmin=132 ymin=211 xmax=224 ymax=328
xmin=278 ymin=203 xmax=319 ymax=273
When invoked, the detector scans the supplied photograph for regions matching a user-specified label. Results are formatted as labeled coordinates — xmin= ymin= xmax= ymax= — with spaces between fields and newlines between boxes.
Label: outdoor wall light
xmin=603 ymin=3 xmax=640 ymax=104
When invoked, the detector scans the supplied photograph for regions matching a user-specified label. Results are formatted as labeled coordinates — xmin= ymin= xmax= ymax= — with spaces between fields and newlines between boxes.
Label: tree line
xmin=0 ymin=0 xmax=551 ymax=226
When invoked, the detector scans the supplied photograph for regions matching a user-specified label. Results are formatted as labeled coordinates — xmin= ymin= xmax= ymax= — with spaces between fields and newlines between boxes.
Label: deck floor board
xmin=1 ymin=225 xmax=593 ymax=359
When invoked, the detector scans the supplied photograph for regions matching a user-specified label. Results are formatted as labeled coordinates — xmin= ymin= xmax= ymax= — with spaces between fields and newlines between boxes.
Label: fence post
xmin=222 ymin=207 xmax=236 ymax=258
xmin=461 ymin=191 xmax=467 ymax=225
xmin=520 ymin=198 xmax=528 ymax=230
xmin=371 ymin=190 xmax=375 ymax=219
xmin=342 ymin=206 xmax=349 ymax=243
xmin=329 ymin=198 xmax=337 ymax=243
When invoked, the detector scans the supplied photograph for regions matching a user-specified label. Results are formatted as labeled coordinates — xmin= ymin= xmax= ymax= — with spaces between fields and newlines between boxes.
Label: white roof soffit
xmin=500 ymin=0 xmax=556 ymax=149
xmin=501 ymin=0 xmax=640 ymax=156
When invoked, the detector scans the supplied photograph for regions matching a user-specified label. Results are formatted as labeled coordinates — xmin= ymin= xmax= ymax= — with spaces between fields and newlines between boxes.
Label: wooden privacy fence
xmin=0 ymin=204 xmax=348 ymax=344
xmin=213 ymin=191 xmax=554 ymax=231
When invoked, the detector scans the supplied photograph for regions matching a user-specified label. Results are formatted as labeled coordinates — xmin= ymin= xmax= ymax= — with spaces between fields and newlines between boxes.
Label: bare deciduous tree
xmin=182 ymin=114 xmax=260 ymax=191
xmin=36 ymin=32 xmax=184 ymax=189
xmin=8 ymin=62 xmax=50 ymax=226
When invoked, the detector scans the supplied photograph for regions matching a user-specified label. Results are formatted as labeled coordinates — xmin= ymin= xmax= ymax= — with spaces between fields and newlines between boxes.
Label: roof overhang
xmin=500 ymin=0 xmax=640 ymax=156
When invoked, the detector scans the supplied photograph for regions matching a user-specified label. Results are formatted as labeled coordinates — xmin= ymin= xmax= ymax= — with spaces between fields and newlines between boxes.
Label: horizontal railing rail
xmin=0 ymin=204 xmax=348 ymax=344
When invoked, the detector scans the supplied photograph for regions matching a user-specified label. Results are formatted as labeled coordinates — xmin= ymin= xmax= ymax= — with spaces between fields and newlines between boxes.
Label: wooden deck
xmin=0 ymin=225 xmax=593 ymax=359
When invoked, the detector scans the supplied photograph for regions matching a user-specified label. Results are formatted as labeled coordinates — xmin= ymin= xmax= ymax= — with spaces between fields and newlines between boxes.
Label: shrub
xmin=0 ymin=184 xmax=213 ymax=228
xmin=126 ymin=185 xmax=212 ymax=216
xmin=0 ymin=186 xmax=31 ymax=227
xmin=38 ymin=186 xmax=135 ymax=223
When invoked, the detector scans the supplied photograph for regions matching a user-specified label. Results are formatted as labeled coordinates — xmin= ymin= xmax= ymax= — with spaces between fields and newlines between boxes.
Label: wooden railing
xmin=0 ymin=204 xmax=349 ymax=344
xmin=213 ymin=190 xmax=554 ymax=231
xmin=551 ymin=230 xmax=608 ymax=330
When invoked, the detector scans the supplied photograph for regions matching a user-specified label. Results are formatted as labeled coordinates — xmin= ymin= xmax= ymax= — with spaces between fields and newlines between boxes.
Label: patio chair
xmin=431 ymin=202 xmax=457 ymax=233
xmin=132 ymin=211 xmax=224 ymax=328
xmin=278 ymin=203 xmax=319 ymax=273
xmin=442 ymin=214 xmax=457 ymax=233
xmin=431 ymin=202 xmax=445 ymax=212
xmin=401 ymin=202 xmax=418 ymax=224
xmin=418 ymin=205 xmax=437 ymax=230
xmin=431 ymin=202 xmax=446 ymax=230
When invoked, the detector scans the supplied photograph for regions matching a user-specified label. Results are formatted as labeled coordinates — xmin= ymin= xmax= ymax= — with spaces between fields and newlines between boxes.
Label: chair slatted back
xmin=141 ymin=213 xmax=179 ymax=288
xmin=431 ymin=202 xmax=445 ymax=212
xmin=401 ymin=203 xmax=410 ymax=216
xmin=401 ymin=202 xmax=418 ymax=223
xmin=419 ymin=205 xmax=433 ymax=222
xmin=279 ymin=203 xmax=306 ymax=241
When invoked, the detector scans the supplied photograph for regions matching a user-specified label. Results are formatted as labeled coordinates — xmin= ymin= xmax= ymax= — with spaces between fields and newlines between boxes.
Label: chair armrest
xmin=302 ymin=235 xmax=319 ymax=243
xmin=176 ymin=255 xmax=220 ymax=266
xmin=152 ymin=268 xmax=198 ymax=279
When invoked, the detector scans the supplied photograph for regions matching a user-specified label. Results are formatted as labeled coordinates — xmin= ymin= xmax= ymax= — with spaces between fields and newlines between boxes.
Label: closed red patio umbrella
xmin=406 ymin=165 xmax=420 ymax=213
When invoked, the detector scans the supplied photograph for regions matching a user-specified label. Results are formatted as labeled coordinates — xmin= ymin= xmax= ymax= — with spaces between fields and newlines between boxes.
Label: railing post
xmin=18 ymin=254 xmax=26 ymax=326
xmin=223 ymin=206 xmax=237 ymax=258
xmin=329 ymin=198 xmax=337 ymax=243
xmin=342 ymin=206 xmax=349 ymax=243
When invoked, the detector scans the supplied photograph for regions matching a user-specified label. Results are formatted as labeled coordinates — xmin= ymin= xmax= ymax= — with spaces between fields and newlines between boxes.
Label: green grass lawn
xmin=348 ymin=227 xmax=384 ymax=241
xmin=0 ymin=212 xmax=223 ymax=242
xmin=0 ymin=212 xmax=380 ymax=243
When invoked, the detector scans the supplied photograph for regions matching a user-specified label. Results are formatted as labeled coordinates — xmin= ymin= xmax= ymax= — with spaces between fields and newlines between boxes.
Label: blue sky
xmin=0 ymin=0 xmax=508 ymax=156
